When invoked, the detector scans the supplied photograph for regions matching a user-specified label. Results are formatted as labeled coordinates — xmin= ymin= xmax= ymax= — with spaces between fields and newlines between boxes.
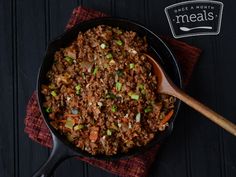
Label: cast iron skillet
xmin=33 ymin=17 xmax=182 ymax=177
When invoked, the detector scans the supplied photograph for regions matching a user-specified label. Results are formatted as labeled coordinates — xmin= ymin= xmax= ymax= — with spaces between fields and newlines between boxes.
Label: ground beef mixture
xmin=41 ymin=25 xmax=175 ymax=155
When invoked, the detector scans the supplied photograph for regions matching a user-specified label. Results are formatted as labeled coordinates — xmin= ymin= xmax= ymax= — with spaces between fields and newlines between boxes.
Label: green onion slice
xmin=144 ymin=106 xmax=152 ymax=113
xmin=115 ymin=40 xmax=123 ymax=46
xmin=128 ymin=92 xmax=139 ymax=100
xmin=138 ymin=84 xmax=144 ymax=90
xmin=75 ymin=84 xmax=81 ymax=95
xmin=129 ymin=63 xmax=135 ymax=69
xmin=107 ymin=129 xmax=112 ymax=136
xmin=51 ymin=90 xmax=57 ymax=97
xmin=93 ymin=66 xmax=98 ymax=76
xmin=65 ymin=117 xmax=75 ymax=129
xmin=106 ymin=53 xmax=113 ymax=59
xmin=46 ymin=107 xmax=52 ymax=113
xmin=117 ymin=30 xmax=122 ymax=34
xmin=74 ymin=124 xmax=84 ymax=131
xmin=64 ymin=56 xmax=73 ymax=64
xmin=115 ymin=82 xmax=122 ymax=91
xmin=111 ymin=105 xmax=117 ymax=112
xmin=48 ymin=83 xmax=55 ymax=89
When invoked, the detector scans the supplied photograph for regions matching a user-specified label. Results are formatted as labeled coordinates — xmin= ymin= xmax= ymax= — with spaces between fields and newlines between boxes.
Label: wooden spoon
xmin=145 ymin=54 xmax=236 ymax=136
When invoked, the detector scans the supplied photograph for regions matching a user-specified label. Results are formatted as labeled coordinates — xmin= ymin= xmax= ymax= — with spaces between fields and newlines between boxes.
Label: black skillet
xmin=33 ymin=17 xmax=182 ymax=177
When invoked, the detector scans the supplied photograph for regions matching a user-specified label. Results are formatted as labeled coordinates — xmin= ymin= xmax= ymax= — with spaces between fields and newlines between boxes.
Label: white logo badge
xmin=165 ymin=0 xmax=224 ymax=38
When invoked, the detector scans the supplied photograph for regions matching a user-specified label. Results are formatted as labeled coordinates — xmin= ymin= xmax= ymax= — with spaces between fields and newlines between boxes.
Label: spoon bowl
xmin=180 ymin=26 xmax=213 ymax=32
xmin=145 ymin=54 xmax=236 ymax=136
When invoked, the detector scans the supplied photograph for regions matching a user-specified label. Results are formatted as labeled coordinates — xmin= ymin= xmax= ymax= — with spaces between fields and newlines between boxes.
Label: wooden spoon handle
xmin=173 ymin=88 xmax=236 ymax=136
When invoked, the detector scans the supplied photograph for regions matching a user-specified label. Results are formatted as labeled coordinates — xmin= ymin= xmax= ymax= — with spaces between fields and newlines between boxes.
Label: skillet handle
xmin=32 ymin=134 xmax=75 ymax=177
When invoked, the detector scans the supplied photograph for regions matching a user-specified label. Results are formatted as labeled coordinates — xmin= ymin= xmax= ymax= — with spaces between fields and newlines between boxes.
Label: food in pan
xmin=41 ymin=25 xmax=175 ymax=155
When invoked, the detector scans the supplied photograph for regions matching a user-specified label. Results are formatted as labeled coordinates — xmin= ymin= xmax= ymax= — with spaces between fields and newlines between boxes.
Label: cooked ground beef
xmin=41 ymin=25 xmax=175 ymax=155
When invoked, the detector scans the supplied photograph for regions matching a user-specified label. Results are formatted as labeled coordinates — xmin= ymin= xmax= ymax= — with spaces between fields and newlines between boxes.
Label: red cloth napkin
xmin=25 ymin=6 xmax=201 ymax=177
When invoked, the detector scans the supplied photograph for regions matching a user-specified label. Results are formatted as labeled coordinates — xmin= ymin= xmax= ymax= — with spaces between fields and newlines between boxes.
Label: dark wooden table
xmin=1 ymin=0 xmax=236 ymax=177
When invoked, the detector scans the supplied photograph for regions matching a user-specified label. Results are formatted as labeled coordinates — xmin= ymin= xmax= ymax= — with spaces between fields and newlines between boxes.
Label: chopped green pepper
xmin=64 ymin=56 xmax=73 ymax=64
xmin=115 ymin=82 xmax=122 ymax=91
xmin=115 ymin=40 xmax=123 ymax=46
xmin=107 ymin=129 xmax=112 ymax=136
xmin=111 ymin=105 xmax=117 ymax=112
xmin=129 ymin=63 xmax=135 ymax=69
xmin=51 ymin=90 xmax=57 ymax=97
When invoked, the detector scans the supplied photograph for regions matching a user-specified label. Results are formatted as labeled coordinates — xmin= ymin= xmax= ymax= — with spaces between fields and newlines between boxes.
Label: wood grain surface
xmin=0 ymin=0 xmax=235 ymax=177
